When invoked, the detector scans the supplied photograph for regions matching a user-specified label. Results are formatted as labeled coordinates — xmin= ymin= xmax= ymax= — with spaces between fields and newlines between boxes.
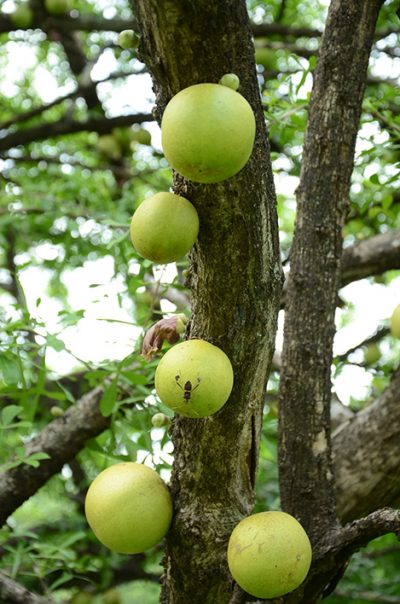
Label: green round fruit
xmin=44 ymin=0 xmax=70 ymax=15
xmin=227 ymin=511 xmax=312 ymax=599
xmin=10 ymin=4 xmax=33 ymax=28
xmin=130 ymin=192 xmax=199 ymax=264
xmin=118 ymin=29 xmax=138 ymax=50
xmin=390 ymin=304 xmax=400 ymax=338
xmin=219 ymin=73 xmax=240 ymax=91
xmin=151 ymin=413 xmax=170 ymax=428
xmin=131 ymin=127 xmax=152 ymax=146
xmin=85 ymin=462 xmax=173 ymax=554
xmin=161 ymin=83 xmax=256 ymax=183
xmin=155 ymin=339 xmax=234 ymax=418
xmin=364 ymin=343 xmax=381 ymax=365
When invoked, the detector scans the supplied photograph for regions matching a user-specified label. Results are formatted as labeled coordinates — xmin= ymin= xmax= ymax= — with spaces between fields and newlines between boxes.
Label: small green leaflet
xmin=99 ymin=380 xmax=118 ymax=417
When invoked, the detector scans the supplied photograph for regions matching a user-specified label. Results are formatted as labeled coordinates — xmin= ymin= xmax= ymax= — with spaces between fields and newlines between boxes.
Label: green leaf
xmin=46 ymin=334 xmax=66 ymax=352
xmin=99 ymin=381 xmax=118 ymax=417
xmin=49 ymin=572 xmax=74 ymax=591
xmin=122 ymin=371 xmax=149 ymax=385
xmin=0 ymin=405 xmax=23 ymax=427
xmin=23 ymin=452 xmax=51 ymax=467
xmin=0 ymin=356 xmax=21 ymax=385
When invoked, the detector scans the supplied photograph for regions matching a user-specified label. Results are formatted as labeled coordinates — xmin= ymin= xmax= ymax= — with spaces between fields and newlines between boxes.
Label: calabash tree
xmin=0 ymin=1 xmax=400 ymax=604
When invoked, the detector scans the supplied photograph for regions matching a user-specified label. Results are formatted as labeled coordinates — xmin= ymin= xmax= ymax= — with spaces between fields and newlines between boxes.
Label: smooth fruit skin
xmin=118 ymin=30 xmax=138 ymax=50
xmin=364 ymin=343 xmax=381 ymax=365
xmin=10 ymin=5 xmax=34 ymax=28
xmin=130 ymin=192 xmax=199 ymax=264
xmin=390 ymin=304 xmax=400 ymax=338
xmin=161 ymin=83 xmax=256 ymax=183
xmin=155 ymin=339 xmax=234 ymax=418
xmin=227 ymin=511 xmax=312 ymax=599
xmin=219 ymin=73 xmax=240 ymax=91
xmin=85 ymin=462 xmax=173 ymax=554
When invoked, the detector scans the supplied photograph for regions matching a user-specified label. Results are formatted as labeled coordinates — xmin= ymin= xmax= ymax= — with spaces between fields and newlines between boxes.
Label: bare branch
xmin=335 ymin=326 xmax=389 ymax=362
xmin=251 ymin=21 xmax=399 ymax=40
xmin=0 ymin=572 xmax=52 ymax=604
xmin=339 ymin=228 xmax=400 ymax=287
xmin=0 ymin=112 xmax=154 ymax=152
xmin=0 ymin=14 xmax=136 ymax=34
xmin=333 ymin=368 xmax=400 ymax=522
xmin=0 ymin=386 xmax=109 ymax=526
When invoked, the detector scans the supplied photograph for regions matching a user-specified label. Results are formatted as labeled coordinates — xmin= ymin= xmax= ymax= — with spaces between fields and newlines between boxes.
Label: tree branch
xmin=333 ymin=228 xmax=400 ymax=288
xmin=333 ymin=367 xmax=400 ymax=523
xmin=0 ymin=14 xmax=136 ymax=34
xmin=296 ymin=508 xmax=400 ymax=603
xmin=0 ymin=69 xmax=142 ymax=131
xmin=0 ymin=572 xmax=52 ymax=604
xmin=0 ymin=386 xmax=109 ymax=526
xmin=251 ymin=22 xmax=399 ymax=40
xmin=335 ymin=325 xmax=389 ymax=363
xmin=0 ymin=112 xmax=154 ymax=152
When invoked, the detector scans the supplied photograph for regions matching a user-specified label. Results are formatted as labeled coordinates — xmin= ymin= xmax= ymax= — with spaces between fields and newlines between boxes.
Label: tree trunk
xmin=132 ymin=1 xmax=282 ymax=602
xmin=278 ymin=0 xmax=383 ymax=544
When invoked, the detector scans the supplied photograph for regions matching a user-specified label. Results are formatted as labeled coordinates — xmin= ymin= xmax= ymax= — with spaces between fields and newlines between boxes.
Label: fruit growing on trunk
xmin=85 ymin=462 xmax=173 ymax=554
xmin=151 ymin=412 xmax=170 ymax=428
xmin=218 ymin=73 xmax=240 ymax=91
xmin=227 ymin=511 xmax=312 ymax=598
xmin=161 ymin=81 xmax=256 ymax=183
xmin=155 ymin=339 xmax=234 ymax=418
xmin=118 ymin=29 xmax=138 ymax=50
xmin=130 ymin=191 xmax=199 ymax=264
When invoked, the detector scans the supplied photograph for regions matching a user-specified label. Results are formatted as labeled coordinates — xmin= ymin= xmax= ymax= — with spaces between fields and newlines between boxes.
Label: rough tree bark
xmin=132 ymin=1 xmax=283 ymax=603
xmin=279 ymin=0 xmax=384 ymax=545
xmin=333 ymin=368 xmax=400 ymax=522
xmin=341 ymin=228 xmax=400 ymax=286
xmin=1 ymin=1 xmax=399 ymax=603
xmin=0 ymin=386 xmax=108 ymax=526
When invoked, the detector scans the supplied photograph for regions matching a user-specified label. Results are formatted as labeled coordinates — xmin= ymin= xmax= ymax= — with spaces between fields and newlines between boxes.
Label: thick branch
xmin=0 ymin=386 xmax=109 ymax=526
xmin=0 ymin=14 xmax=136 ymax=34
xmin=278 ymin=0 xmax=384 ymax=542
xmin=251 ymin=22 xmax=399 ymax=40
xmin=295 ymin=508 xmax=400 ymax=603
xmin=341 ymin=229 xmax=400 ymax=286
xmin=0 ymin=572 xmax=52 ymax=604
xmin=333 ymin=368 xmax=400 ymax=522
xmin=0 ymin=112 xmax=153 ymax=152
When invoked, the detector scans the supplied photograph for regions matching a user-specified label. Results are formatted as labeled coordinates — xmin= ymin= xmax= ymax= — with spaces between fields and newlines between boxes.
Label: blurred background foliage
xmin=0 ymin=0 xmax=399 ymax=602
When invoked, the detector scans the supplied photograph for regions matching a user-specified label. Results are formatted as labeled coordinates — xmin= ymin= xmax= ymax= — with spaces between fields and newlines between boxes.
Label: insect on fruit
xmin=155 ymin=339 xmax=233 ymax=418
xmin=175 ymin=373 xmax=200 ymax=402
